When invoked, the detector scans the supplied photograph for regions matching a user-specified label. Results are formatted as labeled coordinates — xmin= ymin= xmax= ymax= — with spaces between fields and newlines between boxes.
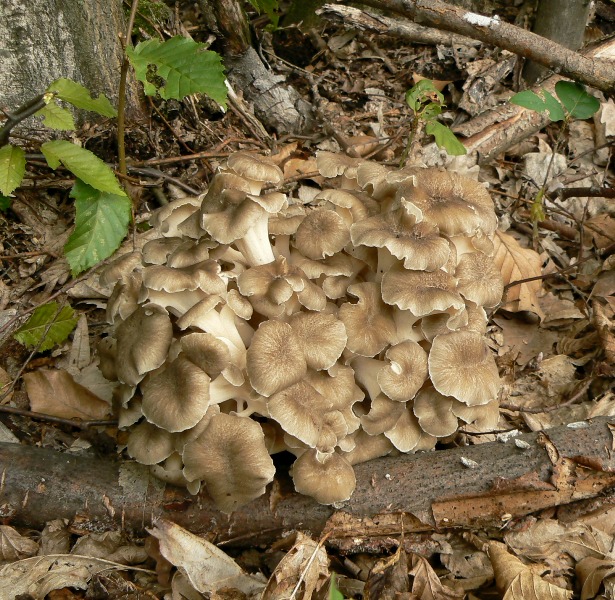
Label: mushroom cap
xmin=294 ymin=208 xmax=350 ymax=260
xmin=167 ymin=239 xmax=216 ymax=269
xmin=452 ymin=398 xmax=500 ymax=432
xmin=227 ymin=152 xmax=284 ymax=186
xmin=342 ymin=429 xmax=395 ymax=465
xmin=141 ymin=354 xmax=211 ymax=432
xmin=288 ymin=311 xmax=347 ymax=370
xmin=180 ymin=332 xmax=231 ymax=378
xmin=151 ymin=197 xmax=201 ymax=237
xmin=413 ymin=387 xmax=459 ymax=437
xmin=400 ymin=169 xmax=497 ymax=236
xmin=455 ymin=251 xmax=504 ymax=308
xmin=384 ymin=405 xmax=424 ymax=452
xmin=381 ymin=265 xmax=464 ymax=316
xmin=99 ymin=251 xmax=143 ymax=288
xmin=338 ymin=282 xmax=396 ymax=356
xmin=127 ymin=420 xmax=176 ymax=465
xmin=182 ymin=413 xmax=276 ymax=513
xmin=115 ymin=306 xmax=173 ymax=386
xmin=268 ymin=380 xmax=333 ymax=448
xmin=142 ymin=237 xmax=184 ymax=265
xmin=141 ymin=260 xmax=226 ymax=295
xmin=246 ymin=320 xmax=307 ymax=397
xmin=428 ymin=331 xmax=501 ymax=406
xmin=360 ymin=394 xmax=406 ymax=436
xmin=291 ymin=449 xmax=356 ymax=504
xmin=316 ymin=151 xmax=364 ymax=179
xmin=107 ymin=271 xmax=142 ymax=323
xmin=351 ymin=211 xmax=450 ymax=272
xmin=378 ymin=340 xmax=428 ymax=402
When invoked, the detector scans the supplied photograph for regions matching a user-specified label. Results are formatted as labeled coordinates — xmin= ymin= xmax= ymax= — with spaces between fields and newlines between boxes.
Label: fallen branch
xmin=334 ymin=0 xmax=615 ymax=93
xmin=1 ymin=417 xmax=614 ymax=549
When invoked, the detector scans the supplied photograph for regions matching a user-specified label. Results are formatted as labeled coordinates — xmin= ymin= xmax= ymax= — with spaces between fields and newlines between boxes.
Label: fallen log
xmin=0 ymin=417 xmax=614 ymax=549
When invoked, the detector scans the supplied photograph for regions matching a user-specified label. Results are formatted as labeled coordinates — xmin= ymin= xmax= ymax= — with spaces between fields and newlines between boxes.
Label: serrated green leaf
xmin=126 ymin=36 xmax=227 ymax=106
xmin=14 ymin=302 xmax=78 ymax=352
xmin=41 ymin=140 xmax=126 ymax=196
xmin=510 ymin=90 xmax=549 ymax=113
xmin=541 ymin=90 xmax=566 ymax=122
xmin=555 ymin=80 xmax=600 ymax=119
xmin=0 ymin=194 xmax=12 ymax=211
xmin=64 ymin=180 xmax=132 ymax=275
xmin=35 ymin=100 xmax=76 ymax=130
xmin=426 ymin=121 xmax=467 ymax=156
xmin=46 ymin=78 xmax=117 ymax=117
xmin=0 ymin=145 xmax=26 ymax=196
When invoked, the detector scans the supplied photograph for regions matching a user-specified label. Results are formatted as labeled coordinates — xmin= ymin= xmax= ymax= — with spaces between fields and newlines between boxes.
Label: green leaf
xmin=246 ymin=0 xmax=279 ymax=27
xmin=405 ymin=79 xmax=444 ymax=112
xmin=14 ymin=302 xmax=78 ymax=352
xmin=555 ymin=81 xmax=600 ymax=119
xmin=41 ymin=140 xmax=126 ymax=197
xmin=126 ymin=36 xmax=227 ymax=107
xmin=64 ymin=180 xmax=132 ymax=275
xmin=0 ymin=195 xmax=12 ymax=211
xmin=329 ymin=573 xmax=344 ymax=600
xmin=541 ymin=90 xmax=566 ymax=122
xmin=421 ymin=102 xmax=443 ymax=121
xmin=510 ymin=90 xmax=549 ymax=113
xmin=35 ymin=99 xmax=76 ymax=130
xmin=426 ymin=121 xmax=467 ymax=156
xmin=0 ymin=145 xmax=26 ymax=196
xmin=46 ymin=78 xmax=117 ymax=117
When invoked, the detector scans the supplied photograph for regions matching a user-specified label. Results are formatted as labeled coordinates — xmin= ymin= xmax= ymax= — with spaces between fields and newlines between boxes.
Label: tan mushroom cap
xmin=451 ymin=398 xmax=500 ymax=432
xmin=150 ymin=197 xmax=201 ymax=237
xmin=107 ymin=271 xmax=142 ymax=323
xmin=267 ymin=380 xmax=334 ymax=448
xmin=315 ymin=188 xmax=371 ymax=224
xmin=294 ymin=208 xmax=351 ymax=260
xmin=413 ymin=387 xmax=459 ymax=437
xmin=99 ymin=251 xmax=143 ymax=288
xmin=227 ymin=152 xmax=284 ymax=190
xmin=180 ymin=332 xmax=231 ymax=379
xmin=428 ymin=331 xmax=501 ymax=406
xmin=342 ymin=429 xmax=395 ymax=465
xmin=384 ymin=405 xmax=424 ymax=452
xmin=455 ymin=251 xmax=504 ymax=308
xmin=142 ymin=237 xmax=184 ymax=265
xmin=339 ymin=282 xmax=396 ymax=356
xmin=399 ymin=169 xmax=497 ymax=237
xmin=141 ymin=260 xmax=226 ymax=295
xmin=141 ymin=354 xmax=211 ymax=433
xmin=247 ymin=320 xmax=307 ymax=397
xmin=127 ymin=420 xmax=176 ymax=465
xmin=360 ymin=394 xmax=406 ymax=436
xmin=316 ymin=151 xmax=364 ymax=179
xmin=381 ymin=265 xmax=464 ymax=316
xmin=351 ymin=210 xmax=450 ymax=272
xmin=291 ymin=449 xmax=356 ymax=504
xmin=378 ymin=340 xmax=428 ymax=402
xmin=115 ymin=305 xmax=173 ymax=386
xmin=182 ymin=413 xmax=276 ymax=513
xmin=288 ymin=311 xmax=347 ymax=370
xmin=167 ymin=239 xmax=217 ymax=269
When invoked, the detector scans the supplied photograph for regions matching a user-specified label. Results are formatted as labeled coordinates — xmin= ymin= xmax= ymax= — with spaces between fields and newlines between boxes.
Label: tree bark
xmin=523 ymin=0 xmax=592 ymax=85
xmin=339 ymin=0 xmax=615 ymax=93
xmin=1 ymin=417 xmax=614 ymax=548
xmin=0 ymin=0 xmax=140 ymax=120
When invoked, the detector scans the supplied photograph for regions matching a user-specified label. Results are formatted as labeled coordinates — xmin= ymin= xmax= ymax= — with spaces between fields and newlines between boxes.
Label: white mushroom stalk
xmin=101 ymin=150 xmax=503 ymax=512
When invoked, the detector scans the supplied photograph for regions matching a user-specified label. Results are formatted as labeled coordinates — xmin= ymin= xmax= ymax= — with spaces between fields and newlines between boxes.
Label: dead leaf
xmin=262 ymin=532 xmax=329 ymax=600
xmin=0 ymin=525 xmax=38 ymax=560
xmin=410 ymin=553 xmax=464 ymax=600
xmin=492 ymin=230 xmax=544 ymax=318
xmin=148 ymin=519 xmax=265 ymax=596
xmin=576 ymin=556 xmax=615 ymax=600
xmin=0 ymin=554 xmax=145 ymax=598
xmin=487 ymin=541 xmax=572 ymax=600
xmin=364 ymin=544 xmax=410 ymax=600
xmin=24 ymin=369 xmax=112 ymax=420
xmin=66 ymin=315 xmax=90 ymax=374
xmin=0 ymin=365 xmax=12 ymax=403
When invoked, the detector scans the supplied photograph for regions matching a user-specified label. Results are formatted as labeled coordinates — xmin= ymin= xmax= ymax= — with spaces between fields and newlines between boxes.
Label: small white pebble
xmin=384 ymin=473 xmax=393 ymax=480
xmin=514 ymin=439 xmax=531 ymax=449
xmin=460 ymin=456 xmax=479 ymax=469
xmin=497 ymin=429 xmax=521 ymax=443
xmin=464 ymin=12 xmax=501 ymax=27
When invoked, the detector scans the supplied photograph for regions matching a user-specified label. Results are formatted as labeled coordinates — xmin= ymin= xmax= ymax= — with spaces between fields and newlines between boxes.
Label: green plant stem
xmin=117 ymin=0 xmax=140 ymax=178
xmin=0 ymin=94 xmax=47 ymax=146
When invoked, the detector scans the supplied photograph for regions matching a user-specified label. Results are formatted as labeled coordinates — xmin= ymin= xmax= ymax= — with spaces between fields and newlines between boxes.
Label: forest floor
xmin=1 ymin=2 xmax=615 ymax=599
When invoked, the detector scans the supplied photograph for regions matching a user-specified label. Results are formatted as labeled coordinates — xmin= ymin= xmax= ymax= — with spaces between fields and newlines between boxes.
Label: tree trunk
xmin=0 ymin=0 xmax=140 ymax=122
xmin=201 ymin=0 xmax=315 ymax=135
xmin=523 ymin=0 xmax=592 ymax=84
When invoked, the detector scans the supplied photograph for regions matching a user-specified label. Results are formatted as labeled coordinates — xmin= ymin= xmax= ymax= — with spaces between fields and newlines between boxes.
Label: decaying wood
xmin=341 ymin=0 xmax=615 ymax=93
xmin=1 ymin=417 xmax=613 ymax=548
xmin=318 ymin=5 xmax=479 ymax=47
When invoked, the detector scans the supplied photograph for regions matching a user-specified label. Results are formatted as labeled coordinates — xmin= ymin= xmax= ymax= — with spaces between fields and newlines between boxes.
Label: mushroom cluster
xmin=100 ymin=151 xmax=503 ymax=512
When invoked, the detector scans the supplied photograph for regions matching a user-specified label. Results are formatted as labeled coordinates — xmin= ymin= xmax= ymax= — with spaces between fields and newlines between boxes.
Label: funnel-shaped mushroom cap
xmin=115 ymin=306 xmax=173 ymax=386
xmin=455 ymin=252 xmax=504 ymax=308
xmin=378 ymin=340 xmax=428 ymax=402
xmin=288 ymin=311 xmax=347 ymax=370
xmin=295 ymin=208 xmax=351 ymax=259
xmin=227 ymin=152 xmax=284 ymax=190
xmin=400 ymin=169 xmax=497 ymax=237
xmin=127 ymin=420 xmax=176 ymax=465
xmin=291 ymin=449 xmax=356 ymax=504
xmin=413 ymin=387 xmax=459 ymax=437
xmin=183 ymin=413 xmax=275 ymax=513
xmin=429 ymin=331 xmax=501 ymax=406
xmin=247 ymin=320 xmax=307 ymax=397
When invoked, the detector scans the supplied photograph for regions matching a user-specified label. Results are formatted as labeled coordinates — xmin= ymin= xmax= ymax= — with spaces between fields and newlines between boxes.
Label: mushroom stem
xmin=235 ymin=216 xmax=276 ymax=266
